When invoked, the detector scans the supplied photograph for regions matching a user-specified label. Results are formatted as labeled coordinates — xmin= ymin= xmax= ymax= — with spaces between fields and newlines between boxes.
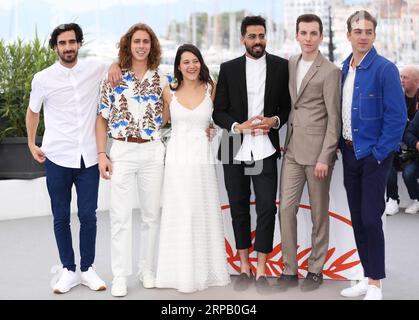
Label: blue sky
xmin=0 ymin=0 xmax=286 ymax=43
xmin=0 ymin=0 xmax=366 ymax=41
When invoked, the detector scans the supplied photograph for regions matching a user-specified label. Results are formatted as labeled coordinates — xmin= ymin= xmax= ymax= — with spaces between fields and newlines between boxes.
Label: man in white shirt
xmin=26 ymin=23 xmax=108 ymax=294
xmin=213 ymin=15 xmax=291 ymax=294
xmin=277 ymin=14 xmax=341 ymax=292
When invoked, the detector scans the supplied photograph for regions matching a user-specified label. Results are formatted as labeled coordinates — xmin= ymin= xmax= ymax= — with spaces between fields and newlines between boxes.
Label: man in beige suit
xmin=276 ymin=14 xmax=341 ymax=292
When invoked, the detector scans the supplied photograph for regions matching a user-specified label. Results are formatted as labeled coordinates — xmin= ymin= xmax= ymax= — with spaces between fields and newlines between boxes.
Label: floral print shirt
xmin=98 ymin=68 xmax=171 ymax=140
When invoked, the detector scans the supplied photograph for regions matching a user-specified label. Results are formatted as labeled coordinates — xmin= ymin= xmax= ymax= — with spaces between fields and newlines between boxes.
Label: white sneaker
xmin=53 ymin=269 xmax=80 ymax=294
xmin=405 ymin=200 xmax=419 ymax=214
xmin=340 ymin=278 xmax=368 ymax=297
xmin=111 ymin=277 xmax=127 ymax=297
xmin=385 ymin=198 xmax=399 ymax=216
xmin=139 ymin=271 xmax=155 ymax=289
xmin=81 ymin=267 xmax=107 ymax=291
xmin=364 ymin=284 xmax=383 ymax=300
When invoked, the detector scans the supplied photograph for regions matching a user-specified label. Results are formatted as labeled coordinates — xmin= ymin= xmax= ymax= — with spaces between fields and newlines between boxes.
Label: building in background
xmin=283 ymin=0 xmax=344 ymax=41
xmin=3 ymin=0 xmax=419 ymax=66
xmin=378 ymin=0 xmax=419 ymax=65
xmin=332 ymin=1 xmax=375 ymax=63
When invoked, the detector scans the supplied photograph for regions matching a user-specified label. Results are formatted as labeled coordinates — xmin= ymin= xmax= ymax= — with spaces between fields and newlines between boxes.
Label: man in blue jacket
xmin=339 ymin=10 xmax=407 ymax=300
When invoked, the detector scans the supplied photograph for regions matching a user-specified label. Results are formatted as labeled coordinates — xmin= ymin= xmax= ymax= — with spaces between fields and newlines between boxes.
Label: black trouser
xmin=223 ymin=154 xmax=278 ymax=254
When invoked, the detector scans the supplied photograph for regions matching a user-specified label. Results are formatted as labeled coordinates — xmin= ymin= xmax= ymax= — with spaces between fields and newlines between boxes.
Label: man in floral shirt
xmin=96 ymin=23 xmax=169 ymax=297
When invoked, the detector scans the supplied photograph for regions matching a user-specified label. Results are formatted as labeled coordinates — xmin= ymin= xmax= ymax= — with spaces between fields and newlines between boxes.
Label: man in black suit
xmin=213 ymin=16 xmax=290 ymax=293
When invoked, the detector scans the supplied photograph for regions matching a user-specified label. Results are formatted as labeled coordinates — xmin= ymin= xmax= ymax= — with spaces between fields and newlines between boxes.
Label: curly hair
xmin=118 ymin=23 xmax=161 ymax=70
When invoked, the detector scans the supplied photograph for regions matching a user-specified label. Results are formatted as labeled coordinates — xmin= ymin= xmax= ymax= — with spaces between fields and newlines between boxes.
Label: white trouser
xmin=109 ymin=139 xmax=165 ymax=277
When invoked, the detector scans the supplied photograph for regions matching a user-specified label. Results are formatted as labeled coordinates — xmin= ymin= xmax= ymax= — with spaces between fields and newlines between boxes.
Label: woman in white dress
xmin=155 ymin=44 xmax=231 ymax=293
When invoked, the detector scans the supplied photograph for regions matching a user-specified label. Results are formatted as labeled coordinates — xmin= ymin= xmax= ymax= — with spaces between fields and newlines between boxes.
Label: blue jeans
xmin=45 ymin=157 xmax=99 ymax=272
xmin=386 ymin=160 xmax=419 ymax=201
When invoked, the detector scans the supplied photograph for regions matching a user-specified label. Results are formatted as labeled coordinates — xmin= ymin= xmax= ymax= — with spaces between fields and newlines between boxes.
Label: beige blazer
xmin=284 ymin=52 xmax=342 ymax=166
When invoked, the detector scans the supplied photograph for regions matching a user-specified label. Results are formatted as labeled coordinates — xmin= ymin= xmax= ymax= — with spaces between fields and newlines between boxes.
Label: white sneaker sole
xmin=81 ymin=281 xmax=107 ymax=291
xmin=53 ymin=282 xmax=80 ymax=294
xmin=111 ymin=288 xmax=127 ymax=297
xmin=340 ymin=290 xmax=368 ymax=298
xmin=141 ymin=280 xmax=155 ymax=289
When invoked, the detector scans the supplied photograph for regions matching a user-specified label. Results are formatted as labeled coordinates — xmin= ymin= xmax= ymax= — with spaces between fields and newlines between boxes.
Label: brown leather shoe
xmin=300 ymin=272 xmax=323 ymax=292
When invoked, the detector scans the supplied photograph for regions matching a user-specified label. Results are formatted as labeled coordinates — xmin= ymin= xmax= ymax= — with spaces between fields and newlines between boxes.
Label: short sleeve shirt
xmin=29 ymin=59 xmax=108 ymax=168
xmin=98 ymin=69 xmax=170 ymax=141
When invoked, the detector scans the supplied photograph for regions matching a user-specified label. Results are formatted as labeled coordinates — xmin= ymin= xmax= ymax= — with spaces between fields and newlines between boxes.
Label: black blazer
xmin=213 ymin=53 xmax=291 ymax=162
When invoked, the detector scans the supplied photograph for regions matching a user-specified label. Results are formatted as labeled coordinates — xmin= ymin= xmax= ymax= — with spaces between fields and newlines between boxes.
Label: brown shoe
xmin=300 ymin=272 xmax=323 ymax=292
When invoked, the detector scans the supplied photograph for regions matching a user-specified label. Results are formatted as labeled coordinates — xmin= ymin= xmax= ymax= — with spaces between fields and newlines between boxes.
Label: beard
xmin=58 ymin=49 xmax=78 ymax=64
xmin=245 ymin=43 xmax=266 ymax=59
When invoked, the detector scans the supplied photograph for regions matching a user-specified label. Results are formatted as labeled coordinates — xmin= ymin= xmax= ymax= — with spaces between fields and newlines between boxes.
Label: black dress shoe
xmin=275 ymin=274 xmax=298 ymax=291
xmin=255 ymin=276 xmax=272 ymax=295
xmin=300 ymin=272 xmax=323 ymax=292
xmin=234 ymin=272 xmax=254 ymax=291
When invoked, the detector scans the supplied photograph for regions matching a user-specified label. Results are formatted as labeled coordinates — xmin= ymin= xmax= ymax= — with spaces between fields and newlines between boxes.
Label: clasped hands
xmin=235 ymin=115 xmax=277 ymax=136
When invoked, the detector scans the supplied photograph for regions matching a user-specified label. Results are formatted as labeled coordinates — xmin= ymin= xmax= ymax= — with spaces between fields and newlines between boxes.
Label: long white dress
xmin=155 ymin=86 xmax=231 ymax=293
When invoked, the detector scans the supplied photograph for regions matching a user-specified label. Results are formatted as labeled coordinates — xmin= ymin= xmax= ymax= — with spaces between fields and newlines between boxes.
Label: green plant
xmin=0 ymin=35 xmax=56 ymax=140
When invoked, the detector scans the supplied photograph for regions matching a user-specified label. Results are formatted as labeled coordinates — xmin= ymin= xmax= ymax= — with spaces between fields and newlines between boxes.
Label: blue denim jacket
xmin=341 ymin=47 xmax=407 ymax=161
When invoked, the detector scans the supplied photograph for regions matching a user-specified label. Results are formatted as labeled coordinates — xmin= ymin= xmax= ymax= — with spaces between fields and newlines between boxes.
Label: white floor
xmin=0 ymin=208 xmax=418 ymax=300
